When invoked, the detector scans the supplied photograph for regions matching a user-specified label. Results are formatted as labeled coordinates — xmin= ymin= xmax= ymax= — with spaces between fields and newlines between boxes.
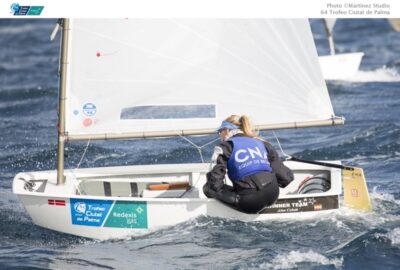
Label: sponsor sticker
xmin=83 ymin=118 xmax=93 ymax=127
xmin=70 ymin=199 xmax=113 ymax=227
xmin=104 ymin=201 xmax=148 ymax=229
xmin=260 ymin=195 xmax=338 ymax=214
xmin=314 ymin=204 xmax=323 ymax=211
xmin=351 ymin=188 xmax=359 ymax=197
xmin=82 ymin=103 xmax=97 ymax=116
xmin=10 ymin=3 xmax=44 ymax=15
xmin=70 ymin=199 xmax=148 ymax=229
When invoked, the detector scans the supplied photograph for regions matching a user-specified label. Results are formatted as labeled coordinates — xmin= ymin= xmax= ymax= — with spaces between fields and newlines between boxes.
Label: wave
xmin=294 ymin=123 xmax=400 ymax=163
xmin=0 ymin=188 xmax=86 ymax=256
xmin=325 ymin=229 xmax=384 ymax=256
xmin=0 ymin=20 xmax=54 ymax=35
xmin=369 ymin=187 xmax=400 ymax=217
xmin=0 ymin=201 xmax=84 ymax=247
xmin=346 ymin=66 xmax=400 ymax=82
xmin=256 ymin=250 xmax=343 ymax=270
xmin=0 ymin=144 xmax=57 ymax=175
xmin=324 ymin=227 xmax=400 ymax=270
xmin=383 ymin=227 xmax=400 ymax=246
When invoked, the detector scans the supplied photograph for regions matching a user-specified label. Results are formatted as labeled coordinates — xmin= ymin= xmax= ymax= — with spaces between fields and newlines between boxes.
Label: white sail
xmin=322 ymin=19 xmax=337 ymax=55
xmin=65 ymin=19 xmax=336 ymax=137
xmin=323 ymin=18 xmax=337 ymax=34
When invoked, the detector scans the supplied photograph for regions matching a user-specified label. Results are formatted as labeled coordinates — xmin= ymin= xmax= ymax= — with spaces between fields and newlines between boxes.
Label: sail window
xmin=120 ymin=105 xmax=216 ymax=120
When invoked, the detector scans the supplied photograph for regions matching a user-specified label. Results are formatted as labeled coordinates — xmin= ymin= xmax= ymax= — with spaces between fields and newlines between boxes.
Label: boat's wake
xmin=346 ymin=66 xmax=400 ymax=82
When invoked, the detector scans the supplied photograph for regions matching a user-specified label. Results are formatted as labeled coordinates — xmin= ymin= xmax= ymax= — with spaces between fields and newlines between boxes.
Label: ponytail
xmin=224 ymin=115 xmax=258 ymax=137
xmin=239 ymin=115 xmax=257 ymax=137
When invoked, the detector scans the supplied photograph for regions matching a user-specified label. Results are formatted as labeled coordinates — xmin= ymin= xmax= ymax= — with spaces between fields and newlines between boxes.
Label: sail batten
xmin=65 ymin=19 xmax=338 ymax=137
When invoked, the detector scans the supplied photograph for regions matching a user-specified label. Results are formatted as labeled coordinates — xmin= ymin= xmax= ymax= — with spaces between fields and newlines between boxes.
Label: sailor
xmin=203 ymin=115 xmax=294 ymax=213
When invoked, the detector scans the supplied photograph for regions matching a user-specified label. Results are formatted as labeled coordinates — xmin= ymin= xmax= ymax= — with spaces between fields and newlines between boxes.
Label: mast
xmin=322 ymin=19 xmax=335 ymax=55
xmin=57 ymin=19 xmax=70 ymax=185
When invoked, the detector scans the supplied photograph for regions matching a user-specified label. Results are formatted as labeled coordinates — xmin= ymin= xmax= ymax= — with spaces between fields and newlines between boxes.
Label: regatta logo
xmin=10 ymin=3 xmax=20 ymax=13
xmin=70 ymin=199 xmax=148 ymax=228
xmin=74 ymin=202 xmax=86 ymax=213
xmin=10 ymin=3 xmax=44 ymax=15
xmin=82 ymin=103 xmax=97 ymax=116
xmin=235 ymin=146 xmax=267 ymax=162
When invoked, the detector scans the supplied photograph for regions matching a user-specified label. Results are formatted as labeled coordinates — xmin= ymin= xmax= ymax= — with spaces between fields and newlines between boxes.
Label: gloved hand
xmin=202 ymin=182 xmax=216 ymax=198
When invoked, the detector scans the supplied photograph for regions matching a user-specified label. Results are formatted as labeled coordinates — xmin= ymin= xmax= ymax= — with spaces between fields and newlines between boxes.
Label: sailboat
xmin=389 ymin=19 xmax=400 ymax=32
xmin=13 ymin=19 xmax=372 ymax=240
xmin=318 ymin=19 xmax=364 ymax=81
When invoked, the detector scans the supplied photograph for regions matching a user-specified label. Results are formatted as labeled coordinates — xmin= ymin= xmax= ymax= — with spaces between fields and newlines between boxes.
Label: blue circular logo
xmin=82 ymin=103 xmax=97 ymax=116
xmin=74 ymin=202 xmax=86 ymax=214
xmin=10 ymin=3 xmax=20 ymax=13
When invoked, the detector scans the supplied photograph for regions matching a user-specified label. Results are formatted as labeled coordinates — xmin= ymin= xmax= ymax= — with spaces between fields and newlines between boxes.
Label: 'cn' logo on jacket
xmin=234 ymin=147 xmax=268 ymax=162
xmin=227 ymin=137 xmax=272 ymax=181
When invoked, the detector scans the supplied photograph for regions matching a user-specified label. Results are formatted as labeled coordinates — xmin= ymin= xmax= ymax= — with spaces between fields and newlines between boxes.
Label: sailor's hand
xmin=202 ymin=183 xmax=216 ymax=198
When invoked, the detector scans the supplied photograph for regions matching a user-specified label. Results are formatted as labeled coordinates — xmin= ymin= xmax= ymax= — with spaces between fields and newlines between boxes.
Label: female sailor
xmin=203 ymin=115 xmax=294 ymax=213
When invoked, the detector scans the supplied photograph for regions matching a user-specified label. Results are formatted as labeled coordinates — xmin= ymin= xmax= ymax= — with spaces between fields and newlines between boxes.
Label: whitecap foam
xmin=374 ymin=227 xmax=400 ymax=247
xmin=371 ymin=187 xmax=400 ymax=206
xmin=0 ymin=24 xmax=46 ymax=34
xmin=386 ymin=227 xmax=400 ymax=245
xmin=331 ymin=188 xmax=400 ymax=226
xmin=258 ymin=250 xmax=343 ymax=269
xmin=346 ymin=66 xmax=400 ymax=82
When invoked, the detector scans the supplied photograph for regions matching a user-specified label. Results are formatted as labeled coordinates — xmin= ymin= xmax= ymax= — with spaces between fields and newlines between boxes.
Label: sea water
xmin=0 ymin=19 xmax=399 ymax=269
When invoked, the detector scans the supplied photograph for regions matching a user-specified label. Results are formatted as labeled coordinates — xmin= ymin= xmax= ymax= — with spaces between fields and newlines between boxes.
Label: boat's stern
xmin=258 ymin=161 xmax=343 ymax=217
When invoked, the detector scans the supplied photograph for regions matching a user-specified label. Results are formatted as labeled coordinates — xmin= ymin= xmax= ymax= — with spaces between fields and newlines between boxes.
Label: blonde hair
xmin=224 ymin=115 xmax=258 ymax=138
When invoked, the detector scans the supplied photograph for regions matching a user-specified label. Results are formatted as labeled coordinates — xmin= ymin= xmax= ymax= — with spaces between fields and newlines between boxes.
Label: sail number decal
xmin=70 ymin=199 xmax=148 ymax=229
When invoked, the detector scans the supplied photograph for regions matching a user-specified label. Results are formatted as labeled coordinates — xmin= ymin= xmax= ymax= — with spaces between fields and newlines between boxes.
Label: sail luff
xmin=57 ymin=18 xmax=70 ymax=185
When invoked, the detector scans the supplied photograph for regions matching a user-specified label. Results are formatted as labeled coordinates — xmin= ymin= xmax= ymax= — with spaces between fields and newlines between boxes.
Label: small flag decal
xmin=48 ymin=199 xmax=66 ymax=206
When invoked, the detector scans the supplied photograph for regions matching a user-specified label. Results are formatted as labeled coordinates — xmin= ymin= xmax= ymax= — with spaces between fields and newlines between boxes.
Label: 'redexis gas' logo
xmin=74 ymin=202 xmax=86 ymax=214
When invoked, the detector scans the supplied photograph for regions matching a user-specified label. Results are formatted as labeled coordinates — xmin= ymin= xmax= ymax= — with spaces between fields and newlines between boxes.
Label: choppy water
xmin=0 ymin=19 xmax=399 ymax=269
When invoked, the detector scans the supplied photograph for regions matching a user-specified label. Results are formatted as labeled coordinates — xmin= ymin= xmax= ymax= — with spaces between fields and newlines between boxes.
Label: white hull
xmin=318 ymin=52 xmax=364 ymax=80
xmin=13 ymin=162 xmax=342 ymax=240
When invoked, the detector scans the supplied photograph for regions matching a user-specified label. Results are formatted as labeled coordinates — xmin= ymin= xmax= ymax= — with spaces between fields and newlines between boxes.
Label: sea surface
xmin=0 ymin=19 xmax=399 ymax=269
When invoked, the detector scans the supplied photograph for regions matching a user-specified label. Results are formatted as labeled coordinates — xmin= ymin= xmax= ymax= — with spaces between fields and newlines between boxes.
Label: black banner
xmin=259 ymin=195 xmax=339 ymax=214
